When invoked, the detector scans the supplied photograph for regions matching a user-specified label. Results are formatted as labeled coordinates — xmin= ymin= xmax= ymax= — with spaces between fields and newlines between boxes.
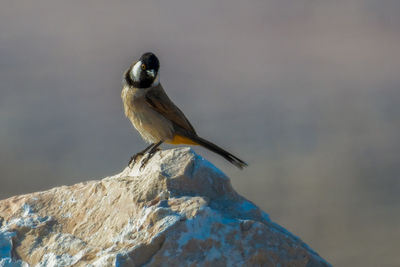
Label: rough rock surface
xmin=0 ymin=147 xmax=330 ymax=267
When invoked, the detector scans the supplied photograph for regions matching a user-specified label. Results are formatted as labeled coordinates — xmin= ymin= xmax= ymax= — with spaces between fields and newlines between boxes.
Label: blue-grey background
xmin=1 ymin=1 xmax=399 ymax=266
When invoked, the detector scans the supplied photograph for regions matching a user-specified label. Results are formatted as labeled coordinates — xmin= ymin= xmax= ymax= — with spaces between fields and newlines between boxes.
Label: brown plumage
xmin=122 ymin=53 xmax=247 ymax=169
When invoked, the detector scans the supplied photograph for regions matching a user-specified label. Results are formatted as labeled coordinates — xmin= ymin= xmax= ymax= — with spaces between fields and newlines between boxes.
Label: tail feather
xmin=186 ymin=134 xmax=248 ymax=169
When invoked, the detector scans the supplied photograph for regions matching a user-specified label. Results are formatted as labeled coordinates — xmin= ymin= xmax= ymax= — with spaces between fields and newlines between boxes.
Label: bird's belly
xmin=122 ymin=86 xmax=174 ymax=143
xmin=129 ymin=108 xmax=174 ymax=143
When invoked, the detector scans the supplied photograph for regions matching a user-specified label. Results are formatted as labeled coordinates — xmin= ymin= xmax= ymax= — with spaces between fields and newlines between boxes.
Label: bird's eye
xmin=141 ymin=64 xmax=146 ymax=70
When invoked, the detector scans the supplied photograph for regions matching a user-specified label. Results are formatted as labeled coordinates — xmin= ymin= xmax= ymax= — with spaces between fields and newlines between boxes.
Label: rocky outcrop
xmin=0 ymin=147 xmax=330 ymax=267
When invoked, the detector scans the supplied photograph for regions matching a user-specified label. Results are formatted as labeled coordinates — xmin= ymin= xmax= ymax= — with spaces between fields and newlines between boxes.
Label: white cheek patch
xmin=131 ymin=61 xmax=142 ymax=81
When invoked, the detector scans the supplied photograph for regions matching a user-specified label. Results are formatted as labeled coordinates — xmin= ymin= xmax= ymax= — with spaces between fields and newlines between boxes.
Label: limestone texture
xmin=0 ymin=147 xmax=330 ymax=267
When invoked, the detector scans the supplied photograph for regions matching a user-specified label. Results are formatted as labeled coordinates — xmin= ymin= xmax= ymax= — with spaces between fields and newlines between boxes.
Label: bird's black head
xmin=128 ymin=52 xmax=160 ymax=88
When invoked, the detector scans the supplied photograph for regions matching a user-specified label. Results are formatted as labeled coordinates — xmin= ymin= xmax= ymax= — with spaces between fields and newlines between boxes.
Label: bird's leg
xmin=140 ymin=141 xmax=163 ymax=170
xmin=128 ymin=143 xmax=155 ymax=167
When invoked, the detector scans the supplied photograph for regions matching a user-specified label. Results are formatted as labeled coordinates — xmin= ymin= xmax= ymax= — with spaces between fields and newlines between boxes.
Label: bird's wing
xmin=145 ymin=84 xmax=197 ymax=134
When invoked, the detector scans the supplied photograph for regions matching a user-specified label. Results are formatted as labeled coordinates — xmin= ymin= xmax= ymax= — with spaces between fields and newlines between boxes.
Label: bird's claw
xmin=128 ymin=153 xmax=144 ymax=168
xmin=139 ymin=155 xmax=150 ymax=170
xmin=139 ymin=148 xmax=161 ymax=170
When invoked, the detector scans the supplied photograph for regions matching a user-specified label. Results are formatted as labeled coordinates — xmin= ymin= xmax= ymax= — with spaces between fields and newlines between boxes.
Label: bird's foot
xmin=128 ymin=153 xmax=144 ymax=168
xmin=139 ymin=148 xmax=161 ymax=170
xmin=139 ymin=154 xmax=152 ymax=170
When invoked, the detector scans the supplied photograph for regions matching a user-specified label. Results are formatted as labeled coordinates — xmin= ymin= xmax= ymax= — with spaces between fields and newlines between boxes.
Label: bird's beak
xmin=147 ymin=70 xmax=156 ymax=78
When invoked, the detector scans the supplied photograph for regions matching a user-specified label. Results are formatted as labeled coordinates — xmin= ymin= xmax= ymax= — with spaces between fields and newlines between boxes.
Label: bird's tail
xmin=184 ymin=134 xmax=248 ymax=169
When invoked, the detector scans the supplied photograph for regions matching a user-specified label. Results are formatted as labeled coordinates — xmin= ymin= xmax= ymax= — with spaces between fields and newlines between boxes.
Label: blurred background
xmin=1 ymin=1 xmax=399 ymax=266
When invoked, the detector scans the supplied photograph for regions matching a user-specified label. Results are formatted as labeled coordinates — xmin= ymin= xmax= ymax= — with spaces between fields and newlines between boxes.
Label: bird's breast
xmin=121 ymin=86 xmax=174 ymax=143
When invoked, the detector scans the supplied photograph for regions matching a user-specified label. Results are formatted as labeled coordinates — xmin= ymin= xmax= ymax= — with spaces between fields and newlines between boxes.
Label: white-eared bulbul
xmin=121 ymin=52 xmax=247 ymax=169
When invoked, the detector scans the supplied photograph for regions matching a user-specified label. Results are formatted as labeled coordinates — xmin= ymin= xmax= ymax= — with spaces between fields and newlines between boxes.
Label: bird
xmin=121 ymin=52 xmax=247 ymax=169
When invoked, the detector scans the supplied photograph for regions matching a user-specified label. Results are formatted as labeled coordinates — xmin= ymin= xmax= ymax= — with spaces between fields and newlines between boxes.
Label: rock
xmin=0 ymin=147 xmax=330 ymax=267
